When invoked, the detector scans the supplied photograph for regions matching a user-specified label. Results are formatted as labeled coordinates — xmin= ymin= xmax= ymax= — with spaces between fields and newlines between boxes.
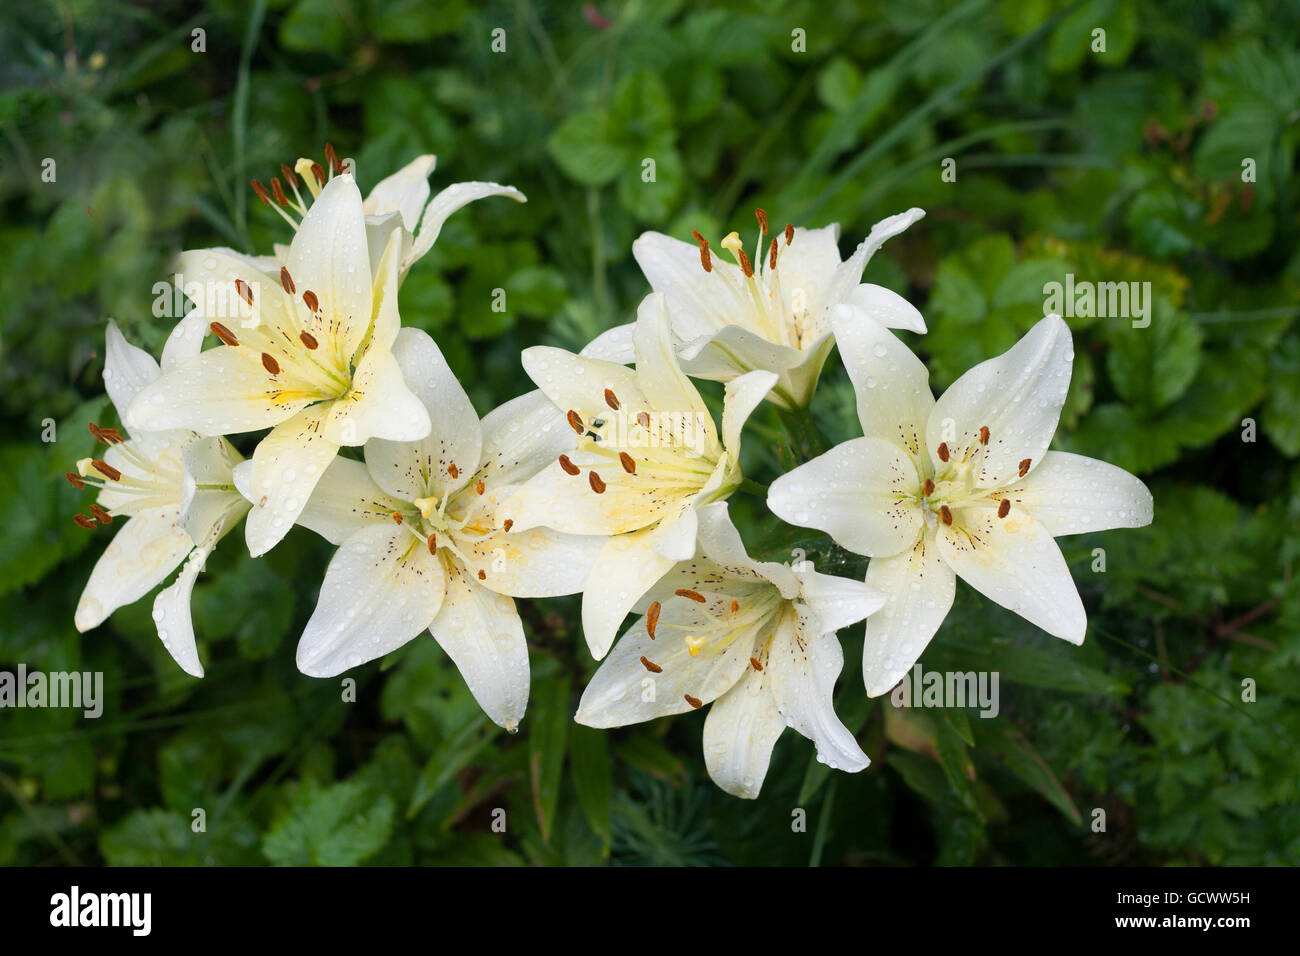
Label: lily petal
xmin=580 ymin=322 xmax=636 ymax=363
xmin=937 ymin=504 xmax=1087 ymax=644
xmin=824 ymin=207 xmax=925 ymax=307
xmin=104 ymin=321 xmax=161 ymax=422
xmin=581 ymin=526 xmax=679 ymax=659
xmin=295 ymin=457 xmax=407 ymax=546
xmin=721 ymin=369 xmax=779 ymax=457
xmin=701 ymin=661 xmax=786 ymax=799
xmin=862 ymin=534 xmax=957 ymax=697
xmin=405 ymin=181 xmax=526 ymax=273
xmin=243 ymin=405 xmax=341 ymax=556
xmin=429 ymin=557 xmax=530 ymax=731
xmin=362 ymin=154 xmax=435 ymax=231
xmin=1006 ymin=451 xmax=1154 ymax=536
xmin=844 ymin=282 xmax=927 ymax=333
xmin=795 ymin=568 xmax=887 ymax=634
xmin=462 ymin=526 xmax=602 ymax=598
xmin=74 ymin=505 xmax=193 ymax=632
xmin=321 ymin=343 xmax=432 ymax=447
xmin=296 ymin=523 xmax=445 ymax=677
xmin=768 ymin=437 xmax=923 ymax=558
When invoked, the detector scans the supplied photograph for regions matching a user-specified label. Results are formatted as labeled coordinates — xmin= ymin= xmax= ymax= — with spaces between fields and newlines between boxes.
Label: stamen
xmin=588 ymin=471 xmax=606 ymax=494
xmin=503 ymin=519 xmax=514 ymax=532
xmin=299 ymin=331 xmax=318 ymax=350
xmin=640 ymin=656 xmax=662 ymax=673
xmin=280 ymin=163 xmax=299 ymax=187
xmin=979 ymin=425 xmax=990 ymax=445
xmin=646 ymin=601 xmax=661 ymax=639
xmin=998 ymin=498 xmax=1011 ymax=518
xmin=690 ymin=230 xmax=712 ymax=272
xmin=270 ymin=178 xmax=289 ymax=206
xmin=475 ymin=480 xmax=485 ymax=495
xmin=324 ymin=143 xmax=341 ymax=174
xmin=477 ymin=569 xmax=486 ymax=580
xmin=302 ymin=290 xmax=319 ymax=313
xmin=558 ymin=454 xmax=580 ymax=476
xmin=675 ymin=588 xmax=706 ymax=603
xmin=99 ymin=427 xmax=123 ymax=443
xmin=89 ymin=504 xmax=112 ymax=525
xmin=88 ymin=422 xmax=107 ymax=443
xmin=261 ymin=353 xmax=280 ymax=375
xmin=448 ymin=462 xmax=459 ymax=479
xmin=64 ymin=472 xmax=85 ymax=489
xmin=427 ymin=532 xmax=437 ymax=554
xmin=73 ymin=514 xmax=97 ymax=529
xmin=619 ymin=452 xmax=636 ymax=475
xmin=91 ymin=459 xmax=121 ymax=481
xmin=637 ymin=411 xmax=651 ymax=430
xmin=604 ymin=388 xmax=620 ymax=410
xmin=234 ymin=278 xmax=253 ymax=305
xmin=310 ymin=162 xmax=327 ymax=186
xmin=251 ymin=179 xmax=272 ymax=206
xmin=939 ymin=504 xmax=953 ymax=526
xmin=730 ymin=599 xmax=739 ymax=613
xmin=1018 ymin=458 xmax=1032 ymax=477
xmin=923 ymin=477 xmax=935 ymax=497
xmin=755 ymin=208 xmax=768 ymax=234
xmin=937 ymin=442 xmax=949 ymax=462
xmin=567 ymin=409 xmax=584 ymax=434
xmin=769 ymin=237 xmax=778 ymax=270
xmin=684 ymin=694 xmax=703 ymax=709
xmin=210 ymin=322 xmax=239 ymax=347
xmin=784 ymin=223 xmax=794 ymax=245
xmin=750 ymin=657 xmax=763 ymax=671
xmin=280 ymin=267 xmax=296 ymax=294
xmin=737 ymin=247 xmax=754 ymax=277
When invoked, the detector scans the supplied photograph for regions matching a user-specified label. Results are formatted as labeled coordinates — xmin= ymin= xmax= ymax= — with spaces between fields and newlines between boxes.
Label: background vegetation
xmin=1 ymin=0 xmax=1297 ymax=866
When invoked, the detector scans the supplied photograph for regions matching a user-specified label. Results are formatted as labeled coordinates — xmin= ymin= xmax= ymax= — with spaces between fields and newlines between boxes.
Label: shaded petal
xmin=631 ymin=231 xmax=749 ymax=339
xmin=702 ymin=662 xmax=786 ymax=799
xmin=295 ymin=456 xmax=406 ymax=546
xmin=243 ymin=406 xmax=341 ymax=557
xmin=429 ymin=557 xmax=530 ymax=730
xmin=580 ymin=322 xmax=635 ymax=363
xmin=74 ymin=506 xmax=192 ymax=632
xmin=296 ymin=523 xmax=444 ymax=676
xmin=476 ymin=389 xmax=572 ymax=489
xmin=721 ymin=368 xmax=778 ymax=460
xmin=768 ymin=223 xmax=843 ymax=318
xmin=937 ymin=504 xmax=1087 ymax=644
xmin=1005 ymin=451 xmax=1154 ymax=536
xmin=151 ymin=506 xmax=241 ymax=678
xmin=520 ymin=345 xmax=643 ymax=430
xmin=405 ymin=181 xmax=526 ymax=273
xmin=925 ymin=314 xmax=1074 ymax=486
xmin=795 ymin=568 xmax=887 ymax=634
xmin=824 ymin=208 xmax=925 ymax=307
xmin=459 ymin=526 xmax=602 ymax=598
xmin=696 ymin=500 xmax=798 ymax=596
xmin=767 ymin=437 xmax=923 ymax=557
xmin=844 ymin=282 xmax=927 ymax=333
xmin=322 ymin=343 xmax=431 ymax=446
xmin=362 ymin=154 xmax=435 ymax=230
xmin=104 ymin=321 xmax=160 ymax=423
xmin=632 ymin=293 xmax=717 ymax=450
xmin=364 ymin=327 xmax=479 ymax=500
xmin=862 ymin=534 xmax=956 ymax=697
xmin=581 ymin=527 xmax=679 ymax=659
xmin=830 ymin=305 xmax=933 ymax=458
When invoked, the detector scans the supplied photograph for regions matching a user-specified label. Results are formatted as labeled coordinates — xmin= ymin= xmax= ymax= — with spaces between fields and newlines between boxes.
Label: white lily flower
xmin=577 ymin=502 xmax=885 ymax=798
xmin=505 ymin=293 xmax=778 ymax=660
xmin=125 ymin=173 xmax=433 ymax=557
xmin=73 ymin=322 xmax=249 ymax=677
xmin=582 ymin=208 xmax=927 ymax=409
xmin=287 ymin=327 xmax=600 ymax=731
xmin=768 ymin=311 xmax=1154 ymax=697
xmin=255 ymin=150 xmax=525 ymax=282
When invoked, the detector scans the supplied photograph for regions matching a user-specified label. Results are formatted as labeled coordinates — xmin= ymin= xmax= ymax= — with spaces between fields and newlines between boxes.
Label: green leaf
xmin=1105 ymin=302 xmax=1202 ymax=409
xmin=528 ymin=673 xmax=570 ymax=844
xmin=547 ymin=110 xmax=629 ymax=187
xmin=569 ymin=725 xmax=613 ymax=846
xmin=1263 ymin=333 xmax=1300 ymax=456
xmin=262 ymin=780 xmax=394 ymax=866
xmin=978 ymin=723 xmax=1083 ymax=825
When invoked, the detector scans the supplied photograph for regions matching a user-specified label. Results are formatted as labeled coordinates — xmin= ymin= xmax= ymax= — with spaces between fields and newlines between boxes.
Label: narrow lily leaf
xmin=978 ymin=723 xmax=1083 ymax=826
xmin=407 ymin=714 xmax=490 ymax=819
xmin=569 ymin=724 xmax=613 ymax=848
xmin=528 ymin=673 xmax=570 ymax=844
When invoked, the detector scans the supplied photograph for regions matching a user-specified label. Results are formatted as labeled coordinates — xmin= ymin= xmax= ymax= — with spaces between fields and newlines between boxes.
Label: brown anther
xmin=646 ymin=601 xmax=661 ymax=639
xmin=88 ymin=422 xmax=107 ymax=443
xmin=784 ymin=223 xmax=794 ymax=244
xmin=210 ymin=322 xmax=240 ymax=347
xmin=324 ymin=143 xmax=340 ymax=172
xmin=270 ymin=178 xmax=289 ymax=206
xmin=691 ymin=229 xmax=712 ymax=272
xmin=588 ymin=471 xmax=606 ymax=494
xmin=675 ymin=588 xmax=706 ymax=603
xmin=619 ymin=452 xmax=636 ymax=474
xmin=684 ymin=694 xmax=703 ymax=709
xmin=73 ymin=514 xmax=97 ymax=529
xmin=558 ymin=454 xmax=580 ymax=476
xmin=299 ymin=331 xmax=319 ymax=350
xmin=477 ymin=569 xmax=487 ymax=580
xmin=637 ymin=411 xmax=651 ymax=430
xmin=937 ymin=442 xmax=949 ymax=462
xmin=503 ymin=519 xmax=514 ymax=533
xmin=448 ymin=462 xmax=459 ymax=479
xmin=99 ymin=428 xmax=123 ymax=443
xmin=65 ymin=472 xmax=85 ymax=489
xmin=750 ymin=657 xmax=763 ymax=671
xmin=475 ymin=480 xmax=485 ymax=495
xmin=755 ymin=208 xmax=768 ymax=233
xmin=89 ymin=504 xmax=112 ymax=525
xmin=923 ymin=477 xmax=935 ymax=497
xmin=427 ymin=532 xmax=437 ymax=554
xmin=737 ymin=247 xmax=754 ymax=278
xmin=280 ymin=163 xmax=299 ymax=187
xmin=604 ymin=388 xmax=620 ymax=410
xmin=998 ymin=498 xmax=1011 ymax=519
xmin=640 ymin=656 xmax=662 ymax=673
xmin=234 ymin=278 xmax=254 ymax=305
xmin=310 ymin=162 xmax=327 ymax=186
xmin=979 ymin=425 xmax=990 ymax=445
xmin=769 ymin=237 xmax=778 ymax=270
xmin=1018 ymin=458 xmax=1032 ymax=477
xmin=280 ymin=266 xmax=296 ymax=294
xmin=91 ymin=459 xmax=121 ymax=481
xmin=302 ymin=289 xmax=319 ymax=313
xmin=939 ymin=504 xmax=953 ymax=526
xmin=251 ymin=179 xmax=272 ymax=206
xmin=567 ymin=409 xmax=584 ymax=434
xmin=392 ymin=512 xmax=403 ymax=524
xmin=730 ymin=599 xmax=739 ymax=614
xmin=261 ymin=352 xmax=280 ymax=375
